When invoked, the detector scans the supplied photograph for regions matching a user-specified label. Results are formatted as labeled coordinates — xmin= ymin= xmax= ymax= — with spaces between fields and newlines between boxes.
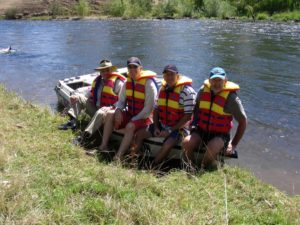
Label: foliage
xmin=218 ymin=1 xmax=237 ymax=19
xmin=107 ymin=0 xmax=126 ymax=17
xmin=4 ymin=8 xmax=18 ymax=20
xmin=74 ymin=0 xmax=90 ymax=17
xmin=256 ymin=12 xmax=270 ymax=20
xmin=246 ymin=4 xmax=256 ymax=20
xmin=49 ymin=1 xmax=66 ymax=18
xmin=123 ymin=0 xmax=152 ymax=19
xmin=203 ymin=0 xmax=220 ymax=17
xmin=271 ymin=10 xmax=300 ymax=21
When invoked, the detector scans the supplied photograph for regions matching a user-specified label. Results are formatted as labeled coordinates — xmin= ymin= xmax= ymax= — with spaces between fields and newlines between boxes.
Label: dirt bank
xmin=0 ymin=0 xmax=107 ymax=18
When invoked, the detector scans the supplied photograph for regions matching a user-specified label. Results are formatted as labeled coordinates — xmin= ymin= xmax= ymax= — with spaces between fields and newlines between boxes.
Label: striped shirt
xmin=155 ymin=85 xmax=196 ymax=114
xmin=179 ymin=85 xmax=196 ymax=114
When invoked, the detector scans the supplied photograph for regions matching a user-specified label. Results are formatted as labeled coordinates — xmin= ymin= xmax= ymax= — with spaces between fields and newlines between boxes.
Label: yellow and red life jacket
xmin=125 ymin=70 xmax=157 ymax=116
xmin=197 ymin=79 xmax=240 ymax=133
xmin=91 ymin=73 xmax=126 ymax=107
xmin=158 ymin=76 xmax=192 ymax=127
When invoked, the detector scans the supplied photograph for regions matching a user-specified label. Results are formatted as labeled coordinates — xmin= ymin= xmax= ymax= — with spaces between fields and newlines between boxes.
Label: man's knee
xmin=125 ymin=122 xmax=135 ymax=132
xmin=206 ymin=137 xmax=224 ymax=154
xmin=95 ymin=109 xmax=106 ymax=117
xmin=183 ymin=134 xmax=201 ymax=152
xmin=182 ymin=135 xmax=191 ymax=148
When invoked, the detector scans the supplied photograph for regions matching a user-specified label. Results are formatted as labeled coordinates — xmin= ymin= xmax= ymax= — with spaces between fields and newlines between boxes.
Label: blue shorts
xmin=147 ymin=123 xmax=189 ymax=142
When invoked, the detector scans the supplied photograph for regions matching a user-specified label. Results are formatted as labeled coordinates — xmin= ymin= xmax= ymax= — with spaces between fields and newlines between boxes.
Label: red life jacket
xmin=197 ymin=79 xmax=240 ymax=133
xmin=91 ymin=73 xmax=126 ymax=107
xmin=125 ymin=70 xmax=156 ymax=116
xmin=158 ymin=76 xmax=192 ymax=127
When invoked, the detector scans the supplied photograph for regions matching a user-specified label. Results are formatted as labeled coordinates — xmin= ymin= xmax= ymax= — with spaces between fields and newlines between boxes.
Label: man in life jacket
xmin=58 ymin=60 xmax=126 ymax=145
xmin=132 ymin=64 xmax=196 ymax=166
xmin=182 ymin=67 xmax=247 ymax=171
xmin=95 ymin=57 xmax=158 ymax=160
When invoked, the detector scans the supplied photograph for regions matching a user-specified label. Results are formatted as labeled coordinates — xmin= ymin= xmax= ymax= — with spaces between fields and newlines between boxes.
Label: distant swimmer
xmin=0 ymin=46 xmax=16 ymax=54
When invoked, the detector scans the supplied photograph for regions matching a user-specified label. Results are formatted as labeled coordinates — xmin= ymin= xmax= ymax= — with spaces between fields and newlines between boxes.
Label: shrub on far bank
xmin=271 ymin=10 xmax=300 ymax=21
xmin=203 ymin=0 xmax=219 ymax=17
xmin=203 ymin=0 xmax=237 ymax=18
xmin=49 ymin=1 xmax=67 ymax=18
xmin=256 ymin=12 xmax=269 ymax=20
xmin=123 ymin=0 xmax=152 ymax=19
xmin=218 ymin=1 xmax=236 ymax=19
xmin=106 ymin=0 xmax=125 ymax=17
xmin=74 ymin=0 xmax=90 ymax=17
xmin=4 ymin=8 xmax=18 ymax=20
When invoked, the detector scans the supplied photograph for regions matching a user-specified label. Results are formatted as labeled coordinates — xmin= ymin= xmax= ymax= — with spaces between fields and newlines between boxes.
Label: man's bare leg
xmin=99 ymin=110 xmax=115 ymax=150
xmin=114 ymin=122 xmax=136 ymax=161
xmin=201 ymin=137 xmax=224 ymax=169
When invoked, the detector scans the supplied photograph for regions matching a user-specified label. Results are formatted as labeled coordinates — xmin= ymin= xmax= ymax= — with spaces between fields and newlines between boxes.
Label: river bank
xmin=1 ymin=12 xmax=300 ymax=23
xmin=0 ymin=0 xmax=299 ymax=22
xmin=0 ymin=84 xmax=299 ymax=224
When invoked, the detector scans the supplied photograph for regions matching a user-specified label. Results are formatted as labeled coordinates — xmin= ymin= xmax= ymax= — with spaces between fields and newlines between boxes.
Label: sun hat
xmin=95 ymin=59 xmax=117 ymax=71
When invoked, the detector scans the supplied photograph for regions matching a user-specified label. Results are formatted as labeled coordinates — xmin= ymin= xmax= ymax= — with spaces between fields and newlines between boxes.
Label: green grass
xmin=0 ymin=84 xmax=300 ymax=224
xmin=271 ymin=10 xmax=300 ymax=21
xmin=29 ymin=15 xmax=52 ymax=21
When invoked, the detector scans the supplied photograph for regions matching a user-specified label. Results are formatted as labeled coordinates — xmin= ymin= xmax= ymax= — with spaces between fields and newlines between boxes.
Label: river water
xmin=0 ymin=20 xmax=299 ymax=194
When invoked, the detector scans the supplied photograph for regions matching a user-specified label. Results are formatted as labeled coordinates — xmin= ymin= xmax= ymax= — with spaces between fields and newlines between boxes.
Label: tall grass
xmin=49 ymin=1 xmax=66 ymax=18
xmin=74 ymin=0 xmax=90 ymax=17
xmin=271 ymin=10 xmax=300 ymax=21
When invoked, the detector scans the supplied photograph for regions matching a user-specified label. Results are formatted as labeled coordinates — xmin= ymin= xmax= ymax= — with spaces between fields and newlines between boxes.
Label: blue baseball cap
xmin=209 ymin=67 xmax=226 ymax=80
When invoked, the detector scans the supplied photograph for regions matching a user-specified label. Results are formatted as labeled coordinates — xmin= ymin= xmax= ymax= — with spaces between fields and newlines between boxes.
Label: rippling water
xmin=0 ymin=20 xmax=299 ymax=194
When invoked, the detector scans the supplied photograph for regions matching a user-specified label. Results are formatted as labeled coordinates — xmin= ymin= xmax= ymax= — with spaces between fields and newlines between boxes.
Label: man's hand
xmin=159 ymin=130 xmax=170 ymax=138
xmin=70 ymin=95 xmax=79 ymax=105
xmin=225 ymin=141 xmax=236 ymax=156
xmin=154 ymin=127 xmax=161 ymax=137
xmin=101 ymin=106 xmax=112 ymax=112
xmin=114 ymin=108 xmax=123 ymax=129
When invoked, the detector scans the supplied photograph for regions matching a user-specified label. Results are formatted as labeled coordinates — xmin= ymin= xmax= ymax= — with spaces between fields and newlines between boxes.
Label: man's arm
xmin=224 ymin=92 xmax=247 ymax=153
xmin=113 ymin=79 xmax=125 ymax=96
xmin=131 ymin=79 xmax=157 ymax=121
xmin=115 ymin=81 xmax=127 ymax=110
xmin=170 ymin=85 xmax=196 ymax=131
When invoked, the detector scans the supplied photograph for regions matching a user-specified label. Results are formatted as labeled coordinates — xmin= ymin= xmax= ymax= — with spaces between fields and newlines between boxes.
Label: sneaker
xmin=72 ymin=132 xmax=91 ymax=147
xmin=58 ymin=119 xmax=77 ymax=130
xmin=85 ymin=149 xmax=98 ymax=156
xmin=72 ymin=135 xmax=83 ymax=146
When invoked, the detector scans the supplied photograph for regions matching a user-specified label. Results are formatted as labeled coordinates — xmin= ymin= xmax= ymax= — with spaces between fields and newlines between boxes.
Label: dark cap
xmin=209 ymin=67 xmax=226 ymax=80
xmin=163 ymin=64 xmax=178 ymax=74
xmin=127 ymin=57 xmax=142 ymax=67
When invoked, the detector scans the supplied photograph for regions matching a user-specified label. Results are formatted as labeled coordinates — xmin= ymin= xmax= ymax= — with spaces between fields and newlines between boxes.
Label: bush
xmin=256 ymin=12 xmax=269 ymax=20
xmin=152 ymin=0 xmax=196 ymax=18
xmin=49 ymin=1 xmax=65 ymax=18
xmin=203 ymin=0 xmax=220 ymax=17
xmin=4 ymin=8 xmax=17 ymax=20
xmin=218 ymin=1 xmax=236 ymax=18
xmin=124 ymin=0 xmax=152 ymax=18
xmin=271 ymin=10 xmax=300 ymax=21
xmin=175 ymin=0 xmax=195 ymax=18
xmin=74 ymin=0 xmax=90 ymax=17
xmin=107 ymin=0 xmax=126 ymax=17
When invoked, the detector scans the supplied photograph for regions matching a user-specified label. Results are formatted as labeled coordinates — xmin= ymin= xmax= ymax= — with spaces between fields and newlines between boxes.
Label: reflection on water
xmin=0 ymin=20 xmax=299 ymax=194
